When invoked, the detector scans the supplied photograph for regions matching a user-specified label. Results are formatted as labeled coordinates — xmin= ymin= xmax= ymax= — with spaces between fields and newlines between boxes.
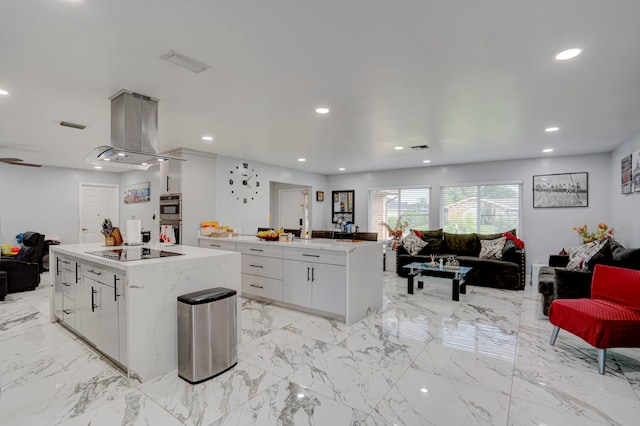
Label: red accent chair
xmin=549 ymin=264 xmax=640 ymax=374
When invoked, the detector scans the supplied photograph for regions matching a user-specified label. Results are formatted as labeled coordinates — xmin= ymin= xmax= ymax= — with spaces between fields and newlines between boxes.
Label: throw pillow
xmin=401 ymin=232 xmax=428 ymax=256
xmin=479 ymin=237 xmax=506 ymax=259
xmin=567 ymin=241 xmax=602 ymax=270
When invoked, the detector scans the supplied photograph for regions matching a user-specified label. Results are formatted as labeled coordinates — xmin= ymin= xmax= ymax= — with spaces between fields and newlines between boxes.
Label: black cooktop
xmin=86 ymin=248 xmax=184 ymax=262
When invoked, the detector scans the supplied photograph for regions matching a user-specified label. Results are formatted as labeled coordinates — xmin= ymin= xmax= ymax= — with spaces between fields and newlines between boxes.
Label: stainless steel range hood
xmin=85 ymin=90 xmax=185 ymax=170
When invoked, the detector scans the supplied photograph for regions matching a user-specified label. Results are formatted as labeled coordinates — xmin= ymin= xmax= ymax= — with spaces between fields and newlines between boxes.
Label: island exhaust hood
xmin=84 ymin=90 xmax=185 ymax=170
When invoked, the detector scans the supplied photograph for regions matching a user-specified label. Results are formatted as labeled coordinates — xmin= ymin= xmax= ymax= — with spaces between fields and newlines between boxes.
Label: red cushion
xmin=549 ymin=298 xmax=640 ymax=349
xmin=591 ymin=264 xmax=640 ymax=309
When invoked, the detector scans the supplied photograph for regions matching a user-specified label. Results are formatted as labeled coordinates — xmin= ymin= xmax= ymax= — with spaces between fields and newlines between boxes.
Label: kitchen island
xmin=49 ymin=243 xmax=241 ymax=383
xmin=198 ymin=235 xmax=383 ymax=325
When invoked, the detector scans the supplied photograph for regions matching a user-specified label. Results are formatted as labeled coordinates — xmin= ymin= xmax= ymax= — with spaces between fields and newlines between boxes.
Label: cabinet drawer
xmin=241 ymin=274 xmax=283 ymax=301
xmin=62 ymin=295 xmax=78 ymax=329
xmin=242 ymin=254 xmax=282 ymax=279
xmin=60 ymin=257 xmax=76 ymax=273
xmin=237 ymin=243 xmax=283 ymax=258
xmin=81 ymin=263 xmax=116 ymax=286
xmin=61 ymin=280 xmax=75 ymax=300
xmin=199 ymin=239 xmax=236 ymax=252
xmin=283 ymin=248 xmax=346 ymax=265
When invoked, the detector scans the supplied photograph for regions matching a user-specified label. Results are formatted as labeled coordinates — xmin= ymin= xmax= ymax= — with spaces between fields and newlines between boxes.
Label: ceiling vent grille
xmin=160 ymin=50 xmax=210 ymax=73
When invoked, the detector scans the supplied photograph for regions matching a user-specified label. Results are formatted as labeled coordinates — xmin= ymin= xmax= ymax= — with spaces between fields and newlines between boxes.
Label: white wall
xmin=328 ymin=153 xmax=612 ymax=271
xmin=119 ymin=168 xmax=161 ymax=243
xmin=215 ymin=155 xmax=329 ymax=234
xmin=0 ymin=165 xmax=120 ymax=245
xmin=611 ymin=130 xmax=640 ymax=246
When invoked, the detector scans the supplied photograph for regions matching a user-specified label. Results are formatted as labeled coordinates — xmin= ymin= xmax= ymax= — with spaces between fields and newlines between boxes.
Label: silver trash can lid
xmin=178 ymin=287 xmax=237 ymax=305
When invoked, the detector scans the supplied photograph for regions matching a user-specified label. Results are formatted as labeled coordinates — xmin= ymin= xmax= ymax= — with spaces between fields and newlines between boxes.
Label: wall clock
xmin=229 ymin=162 xmax=260 ymax=203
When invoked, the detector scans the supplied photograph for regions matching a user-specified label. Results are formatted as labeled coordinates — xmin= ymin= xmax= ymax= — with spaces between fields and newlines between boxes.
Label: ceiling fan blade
xmin=1 ymin=160 xmax=42 ymax=167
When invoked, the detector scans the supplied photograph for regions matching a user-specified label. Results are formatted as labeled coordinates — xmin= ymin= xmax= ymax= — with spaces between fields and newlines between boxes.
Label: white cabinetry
xmin=53 ymin=255 xmax=80 ymax=331
xmin=238 ymin=243 xmax=283 ymax=301
xmin=81 ymin=263 xmax=126 ymax=364
xmin=160 ymin=157 xmax=182 ymax=194
xmin=198 ymin=239 xmax=236 ymax=252
xmin=283 ymin=248 xmax=346 ymax=316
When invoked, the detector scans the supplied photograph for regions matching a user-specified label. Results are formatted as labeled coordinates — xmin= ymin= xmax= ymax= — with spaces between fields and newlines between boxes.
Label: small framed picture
xmin=316 ymin=191 xmax=324 ymax=202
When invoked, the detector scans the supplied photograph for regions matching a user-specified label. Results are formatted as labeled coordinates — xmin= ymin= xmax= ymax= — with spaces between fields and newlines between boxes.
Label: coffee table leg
xmin=418 ymin=278 xmax=423 ymax=290
xmin=452 ymin=277 xmax=460 ymax=301
xmin=408 ymin=274 xmax=414 ymax=294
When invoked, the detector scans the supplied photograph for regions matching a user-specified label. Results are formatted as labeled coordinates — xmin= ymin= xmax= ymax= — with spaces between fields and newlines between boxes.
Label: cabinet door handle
xmin=166 ymin=176 xmax=170 ymax=192
xmin=209 ymin=244 xmax=222 ymax=247
xmin=302 ymin=254 xmax=320 ymax=258
xmin=62 ymin=282 xmax=71 ymax=287
xmin=249 ymin=248 xmax=264 ymax=252
xmin=88 ymin=269 xmax=102 ymax=276
xmin=62 ymin=309 xmax=72 ymax=315
xmin=249 ymin=264 xmax=264 ymax=269
xmin=312 ymin=267 xmax=315 ymax=282
xmin=114 ymin=275 xmax=120 ymax=301
xmin=91 ymin=286 xmax=98 ymax=312
xmin=307 ymin=267 xmax=310 ymax=282
xmin=56 ymin=257 xmax=61 ymax=276
xmin=249 ymin=284 xmax=264 ymax=289
xmin=75 ymin=263 xmax=80 ymax=283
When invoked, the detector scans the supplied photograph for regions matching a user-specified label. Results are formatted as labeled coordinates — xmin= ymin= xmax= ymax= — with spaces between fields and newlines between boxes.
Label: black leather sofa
xmin=538 ymin=239 xmax=640 ymax=315
xmin=396 ymin=229 xmax=525 ymax=290
xmin=0 ymin=231 xmax=45 ymax=296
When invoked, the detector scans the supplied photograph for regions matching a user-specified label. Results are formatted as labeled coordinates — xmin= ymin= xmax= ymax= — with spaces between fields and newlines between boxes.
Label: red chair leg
xmin=598 ymin=349 xmax=606 ymax=375
xmin=550 ymin=326 xmax=560 ymax=346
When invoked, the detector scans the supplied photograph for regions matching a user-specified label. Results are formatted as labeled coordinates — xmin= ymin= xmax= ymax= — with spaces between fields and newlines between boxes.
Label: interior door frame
xmin=79 ymin=182 xmax=119 ymax=244
xmin=278 ymin=187 xmax=311 ymax=237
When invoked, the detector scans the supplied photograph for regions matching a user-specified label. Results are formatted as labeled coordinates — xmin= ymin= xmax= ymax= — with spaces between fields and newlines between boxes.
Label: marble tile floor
xmin=1 ymin=272 xmax=640 ymax=425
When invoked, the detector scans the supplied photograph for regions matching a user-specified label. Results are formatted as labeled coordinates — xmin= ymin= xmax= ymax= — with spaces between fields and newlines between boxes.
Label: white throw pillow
xmin=479 ymin=237 xmax=506 ymax=259
xmin=567 ymin=240 xmax=603 ymax=270
xmin=401 ymin=232 xmax=428 ymax=256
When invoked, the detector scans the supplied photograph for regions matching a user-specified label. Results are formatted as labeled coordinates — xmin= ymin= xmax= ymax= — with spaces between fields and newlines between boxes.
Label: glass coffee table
xmin=402 ymin=262 xmax=473 ymax=301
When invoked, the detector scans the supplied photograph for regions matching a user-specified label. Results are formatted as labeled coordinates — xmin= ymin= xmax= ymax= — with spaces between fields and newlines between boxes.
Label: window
xmin=370 ymin=187 xmax=430 ymax=239
xmin=440 ymin=183 xmax=522 ymax=234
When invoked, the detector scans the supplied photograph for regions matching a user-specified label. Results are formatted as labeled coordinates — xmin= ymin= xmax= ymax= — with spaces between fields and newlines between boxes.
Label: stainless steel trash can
xmin=177 ymin=287 xmax=237 ymax=384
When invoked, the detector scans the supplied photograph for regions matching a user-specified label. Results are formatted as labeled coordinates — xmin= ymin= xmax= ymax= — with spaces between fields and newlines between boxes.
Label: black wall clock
xmin=229 ymin=162 xmax=260 ymax=203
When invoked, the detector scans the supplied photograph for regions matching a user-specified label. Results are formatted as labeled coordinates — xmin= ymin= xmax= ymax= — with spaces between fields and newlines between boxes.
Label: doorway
xmin=79 ymin=183 xmax=119 ymax=244
xmin=276 ymin=186 xmax=311 ymax=238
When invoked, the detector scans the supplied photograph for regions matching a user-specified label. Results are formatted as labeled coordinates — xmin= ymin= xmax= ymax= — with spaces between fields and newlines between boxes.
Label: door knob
xmin=82 ymin=227 xmax=88 ymax=231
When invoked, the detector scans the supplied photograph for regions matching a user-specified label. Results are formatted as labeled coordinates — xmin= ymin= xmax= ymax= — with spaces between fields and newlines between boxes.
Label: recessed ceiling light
xmin=202 ymin=136 xmax=213 ymax=141
xmin=298 ymin=158 xmax=306 ymax=162
xmin=555 ymin=48 xmax=582 ymax=61
xmin=543 ymin=148 xmax=554 ymax=153
xmin=0 ymin=89 xmax=8 ymax=96
xmin=315 ymin=107 xmax=329 ymax=114
xmin=93 ymin=166 xmax=102 ymax=169
xmin=338 ymin=167 xmax=345 ymax=171
xmin=422 ymin=160 xmax=431 ymax=163
xmin=420 ymin=388 xmax=428 ymax=393
xmin=545 ymin=127 xmax=559 ymax=132
xmin=394 ymin=146 xmax=404 ymax=150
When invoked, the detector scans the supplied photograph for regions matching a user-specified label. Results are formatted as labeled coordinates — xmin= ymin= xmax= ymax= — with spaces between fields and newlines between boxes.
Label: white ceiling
xmin=1 ymin=0 xmax=640 ymax=174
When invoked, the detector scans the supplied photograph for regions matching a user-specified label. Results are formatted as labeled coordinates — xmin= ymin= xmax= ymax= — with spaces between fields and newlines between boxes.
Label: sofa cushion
xmin=585 ymin=239 xmax=613 ymax=271
xmin=420 ymin=228 xmax=443 ymax=253
xmin=401 ymin=232 xmax=428 ymax=256
xmin=479 ymin=237 xmax=506 ymax=259
xmin=567 ymin=241 xmax=602 ymax=270
xmin=443 ymin=232 xmax=477 ymax=257
xmin=610 ymin=240 xmax=640 ymax=270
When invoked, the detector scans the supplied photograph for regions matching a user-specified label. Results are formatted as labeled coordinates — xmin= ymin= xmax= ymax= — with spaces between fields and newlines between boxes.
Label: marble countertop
xmin=50 ymin=242 xmax=239 ymax=271
xmin=198 ymin=234 xmax=383 ymax=252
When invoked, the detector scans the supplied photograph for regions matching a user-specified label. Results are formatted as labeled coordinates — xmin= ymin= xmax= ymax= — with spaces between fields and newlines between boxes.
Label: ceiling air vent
xmin=160 ymin=50 xmax=210 ymax=73
xmin=411 ymin=145 xmax=429 ymax=150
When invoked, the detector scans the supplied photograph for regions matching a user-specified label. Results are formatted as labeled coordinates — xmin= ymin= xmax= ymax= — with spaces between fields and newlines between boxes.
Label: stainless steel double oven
xmin=160 ymin=193 xmax=181 ymax=244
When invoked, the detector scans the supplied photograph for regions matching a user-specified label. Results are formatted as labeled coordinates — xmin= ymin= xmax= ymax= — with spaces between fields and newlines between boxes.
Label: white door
xmin=79 ymin=183 xmax=119 ymax=244
xmin=279 ymin=189 xmax=305 ymax=231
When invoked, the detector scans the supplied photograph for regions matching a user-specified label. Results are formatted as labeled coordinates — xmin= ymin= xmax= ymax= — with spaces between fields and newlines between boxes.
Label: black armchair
xmin=0 ymin=231 xmax=45 ymax=294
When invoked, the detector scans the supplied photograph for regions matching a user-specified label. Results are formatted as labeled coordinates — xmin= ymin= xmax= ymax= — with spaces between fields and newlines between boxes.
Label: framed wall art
xmin=123 ymin=181 xmax=151 ymax=204
xmin=533 ymin=172 xmax=588 ymax=208
xmin=622 ymin=154 xmax=633 ymax=194
xmin=316 ymin=191 xmax=324 ymax=202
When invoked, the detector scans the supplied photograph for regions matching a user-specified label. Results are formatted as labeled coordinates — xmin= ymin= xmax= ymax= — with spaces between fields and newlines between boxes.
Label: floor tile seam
xmin=135 ymin=381 xmax=207 ymax=425
xmin=506 ymin=395 xmax=613 ymax=426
